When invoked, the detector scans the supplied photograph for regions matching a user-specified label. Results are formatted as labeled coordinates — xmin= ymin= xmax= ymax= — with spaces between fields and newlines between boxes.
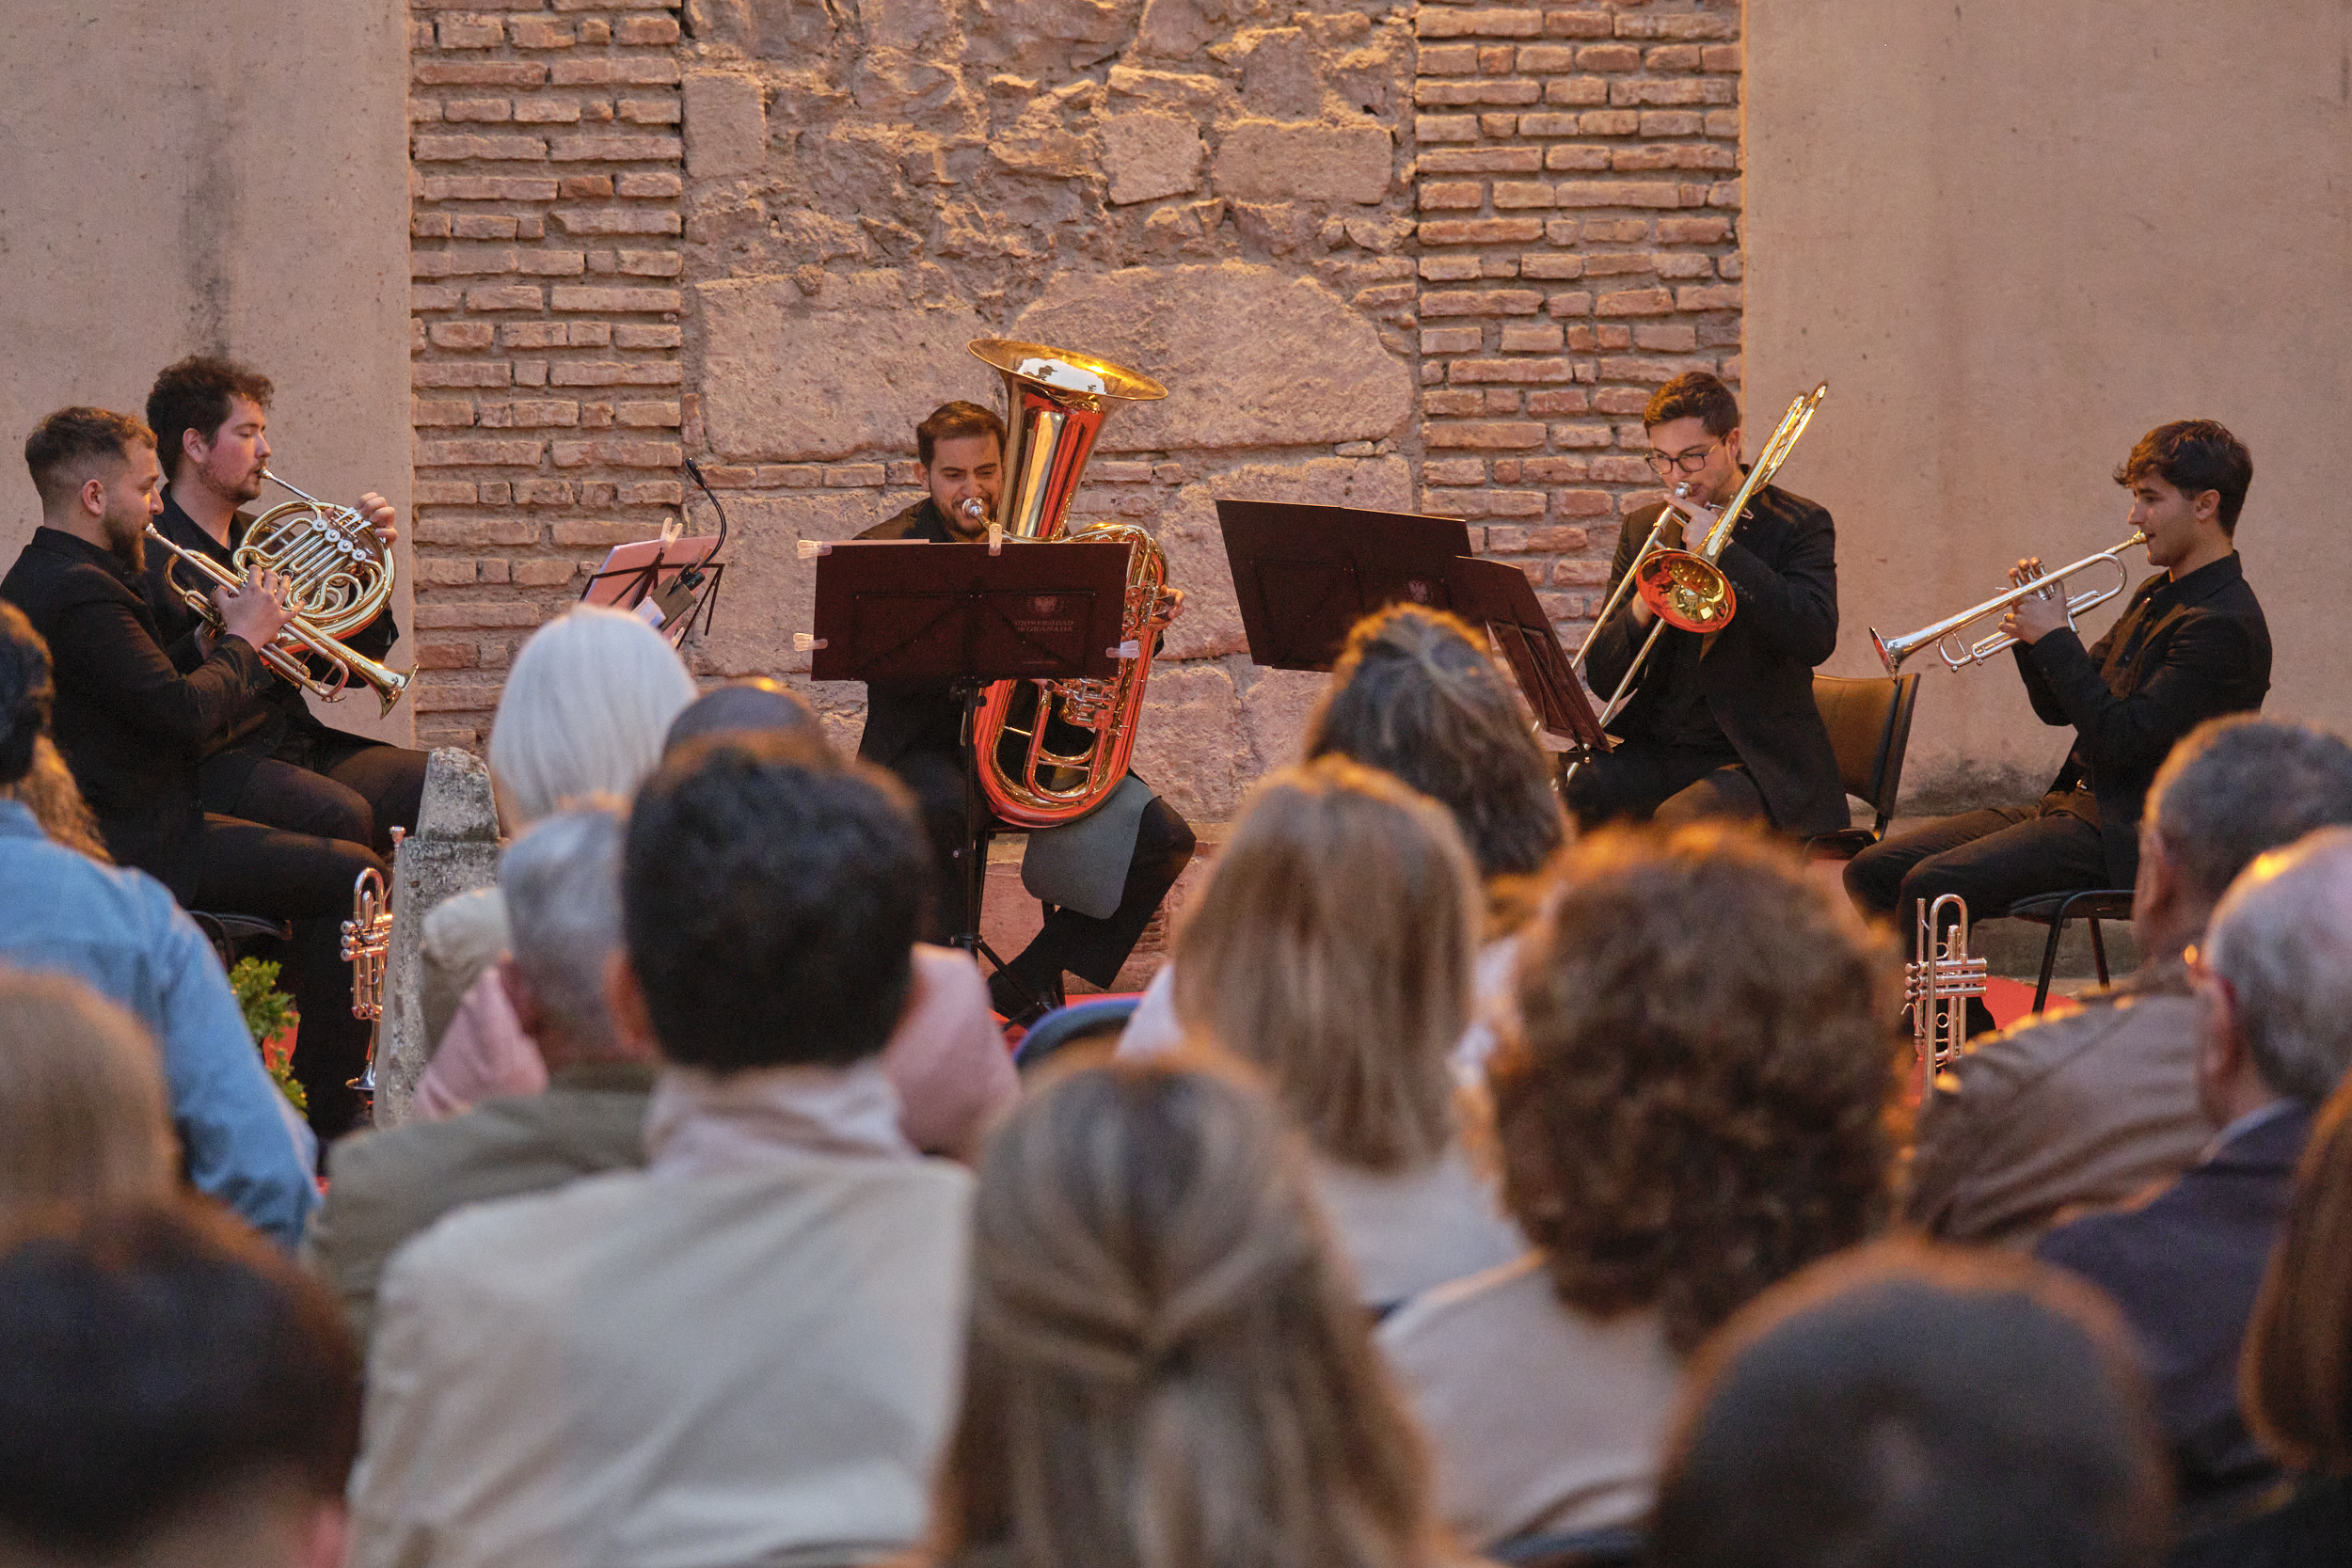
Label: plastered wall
xmin=0 ymin=1 xmax=415 ymax=742
xmin=1746 ymin=0 xmax=2352 ymax=806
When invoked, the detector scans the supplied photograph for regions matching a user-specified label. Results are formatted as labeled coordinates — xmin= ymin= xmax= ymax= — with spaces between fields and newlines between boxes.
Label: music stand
xmin=1216 ymin=499 xmax=1476 ymax=671
xmin=803 ymin=538 xmax=1133 ymax=998
xmin=1445 ymin=555 xmax=1605 ymax=751
xmin=580 ymin=535 xmax=726 ymax=648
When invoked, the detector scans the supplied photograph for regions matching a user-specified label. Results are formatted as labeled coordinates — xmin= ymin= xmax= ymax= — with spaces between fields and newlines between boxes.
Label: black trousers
xmin=193 ymin=816 xmax=385 ymax=1143
xmin=889 ymin=748 xmax=1197 ymax=990
xmin=222 ymin=729 xmax=428 ymax=859
xmin=1843 ymin=795 xmax=2111 ymax=940
xmin=1565 ymin=741 xmax=1769 ymax=832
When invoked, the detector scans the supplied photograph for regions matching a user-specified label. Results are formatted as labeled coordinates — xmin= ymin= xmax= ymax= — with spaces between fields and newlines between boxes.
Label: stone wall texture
xmin=405 ymin=0 xmax=1745 ymax=802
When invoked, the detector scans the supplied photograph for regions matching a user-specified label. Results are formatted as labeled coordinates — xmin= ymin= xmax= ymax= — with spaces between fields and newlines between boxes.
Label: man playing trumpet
xmin=1845 ymin=421 xmax=2273 ymax=991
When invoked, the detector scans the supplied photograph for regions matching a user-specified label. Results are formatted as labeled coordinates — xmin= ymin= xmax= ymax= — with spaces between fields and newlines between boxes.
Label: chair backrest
xmin=1812 ymin=673 xmax=1921 ymax=837
xmin=1012 ymin=996 xmax=1139 ymax=1072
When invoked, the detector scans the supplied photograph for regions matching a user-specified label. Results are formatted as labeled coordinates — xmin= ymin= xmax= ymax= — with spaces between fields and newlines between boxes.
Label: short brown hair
xmin=934 ymin=1058 xmax=1445 ymax=1568
xmin=2115 ymin=419 xmax=2252 ymax=533
xmin=1644 ymin=371 xmax=1741 ymax=438
xmin=1173 ymin=757 xmax=1479 ymax=1172
xmin=146 ymin=356 xmax=274 ymax=482
xmin=23 ymin=406 xmax=154 ymax=510
xmin=1495 ymin=824 xmax=1900 ymax=1355
xmin=916 ymin=400 xmax=1005 ymax=467
xmin=2242 ymin=1074 xmax=2352 ymax=1473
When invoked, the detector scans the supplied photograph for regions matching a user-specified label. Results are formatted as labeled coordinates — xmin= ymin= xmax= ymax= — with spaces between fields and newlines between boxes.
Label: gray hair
xmin=2206 ymin=827 xmax=2352 ymax=1103
xmin=2151 ymin=718 xmax=2352 ymax=907
xmin=487 ymin=607 xmax=699 ymax=827
xmin=501 ymin=802 xmax=628 ymax=1055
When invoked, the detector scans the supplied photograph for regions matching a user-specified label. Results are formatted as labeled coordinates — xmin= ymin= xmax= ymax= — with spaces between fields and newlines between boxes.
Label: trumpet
xmin=1909 ymin=893 xmax=1989 ymax=1098
xmin=145 ymin=527 xmax=414 ymax=716
xmin=339 ymin=828 xmax=402 ymax=1113
xmin=1869 ymin=532 xmax=2150 ymax=675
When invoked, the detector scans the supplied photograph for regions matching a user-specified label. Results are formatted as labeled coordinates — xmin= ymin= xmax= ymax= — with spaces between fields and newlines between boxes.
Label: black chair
xmin=1011 ymin=995 xmax=1138 ymax=1073
xmin=188 ymin=911 xmax=293 ymax=974
xmin=1487 ymin=1524 xmax=1645 ymax=1568
xmin=1806 ymin=672 xmax=1921 ymax=860
xmin=2005 ymin=887 xmax=2136 ymax=1013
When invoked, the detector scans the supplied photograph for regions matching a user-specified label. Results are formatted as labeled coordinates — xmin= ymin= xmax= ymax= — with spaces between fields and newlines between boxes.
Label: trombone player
xmin=1845 ymin=421 xmax=2272 ymax=1002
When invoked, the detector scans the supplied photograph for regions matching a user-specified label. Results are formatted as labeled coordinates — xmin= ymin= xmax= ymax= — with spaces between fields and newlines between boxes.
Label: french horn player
xmin=853 ymin=345 xmax=1197 ymax=1025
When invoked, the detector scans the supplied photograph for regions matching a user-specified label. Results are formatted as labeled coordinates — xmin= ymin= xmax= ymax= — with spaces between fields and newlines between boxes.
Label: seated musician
xmin=854 ymin=400 xmax=1196 ymax=1023
xmin=1566 ymin=372 xmax=1848 ymax=837
xmin=143 ymin=356 xmax=425 ymax=857
xmin=1845 ymin=420 xmax=2272 ymax=1004
xmin=2 ymin=406 xmax=383 ymax=1140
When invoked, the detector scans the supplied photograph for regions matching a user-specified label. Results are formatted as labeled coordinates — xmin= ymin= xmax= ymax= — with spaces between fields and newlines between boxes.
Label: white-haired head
xmin=487 ymin=606 xmax=697 ymax=828
xmin=500 ymin=801 xmax=628 ymax=1063
xmin=2206 ymin=826 xmax=2352 ymax=1104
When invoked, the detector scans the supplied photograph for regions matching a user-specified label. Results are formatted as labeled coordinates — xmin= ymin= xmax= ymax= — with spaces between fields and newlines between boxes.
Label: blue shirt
xmin=0 ymin=798 xmax=317 ymax=1245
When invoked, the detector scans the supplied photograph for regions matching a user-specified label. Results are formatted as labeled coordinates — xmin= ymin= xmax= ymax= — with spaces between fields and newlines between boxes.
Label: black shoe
xmin=989 ymin=965 xmax=1064 ymax=1026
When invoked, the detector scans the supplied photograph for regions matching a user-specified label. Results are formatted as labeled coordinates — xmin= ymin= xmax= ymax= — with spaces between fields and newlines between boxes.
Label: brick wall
xmin=1411 ymin=0 xmax=1741 ymax=647
xmin=405 ymin=0 xmax=688 ymax=750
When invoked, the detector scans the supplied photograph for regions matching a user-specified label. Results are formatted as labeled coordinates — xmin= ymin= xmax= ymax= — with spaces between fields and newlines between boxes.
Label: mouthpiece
xmin=958 ymin=497 xmax=988 ymax=523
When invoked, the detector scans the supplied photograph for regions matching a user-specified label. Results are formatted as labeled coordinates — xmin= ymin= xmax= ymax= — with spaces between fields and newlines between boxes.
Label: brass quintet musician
xmin=144 ymin=356 xmax=426 ymax=860
xmin=3 ymin=407 xmax=387 ymax=1139
xmin=1845 ymin=420 xmax=2273 ymax=1004
xmin=854 ymin=400 xmax=1196 ymax=1024
xmin=1568 ymin=372 xmax=1848 ymax=835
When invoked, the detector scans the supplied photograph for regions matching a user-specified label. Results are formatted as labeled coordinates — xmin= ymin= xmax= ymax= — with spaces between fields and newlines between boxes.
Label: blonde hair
xmin=1171 ymin=757 xmax=1477 ymax=1172
xmin=0 ymin=969 xmax=176 ymax=1215
xmin=933 ymin=1058 xmax=1444 ymax=1568
xmin=487 ymin=607 xmax=698 ymax=826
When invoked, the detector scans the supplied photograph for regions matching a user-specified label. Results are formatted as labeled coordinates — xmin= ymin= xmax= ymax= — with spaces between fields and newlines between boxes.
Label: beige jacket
xmin=1907 ymin=962 xmax=2209 ymax=1248
xmin=346 ymin=1060 xmax=972 ymax=1568
xmin=1378 ymin=1252 xmax=1680 ymax=1546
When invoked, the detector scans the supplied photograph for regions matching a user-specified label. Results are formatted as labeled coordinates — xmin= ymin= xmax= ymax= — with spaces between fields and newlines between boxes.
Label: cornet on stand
xmin=1870 ymin=531 xmax=2151 ymax=675
xmin=1909 ymin=892 xmax=1989 ymax=1099
xmin=340 ymin=828 xmax=402 ymax=1115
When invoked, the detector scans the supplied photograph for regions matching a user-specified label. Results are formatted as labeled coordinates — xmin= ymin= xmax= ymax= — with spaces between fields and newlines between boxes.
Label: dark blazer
xmin=2036 ymin=1101 xmax=2310 ymax=1505
xmin=1585 ymin=482 xmax=1847 ymax=835
xmin=1 ymin=527 xmax=274 ymax=901
xmin=2014 ymin=551 xmax=2269 ymax=890
xmin=850 ymin=499 xmax=967 ymax=769
xmin=146 ymin=491 xmax=403 ymax=808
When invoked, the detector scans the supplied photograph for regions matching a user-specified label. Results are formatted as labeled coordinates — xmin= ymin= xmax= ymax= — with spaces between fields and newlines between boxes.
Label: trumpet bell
xmin=1635 ymin=549 xmax=1738 ymax=631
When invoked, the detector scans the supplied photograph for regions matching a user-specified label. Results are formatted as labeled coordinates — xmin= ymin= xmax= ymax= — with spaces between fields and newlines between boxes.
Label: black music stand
xmin=1446 ymin=555 xmax=1605 ymax=751
xmin=803 ymin=538 xmax=1133 ymax=1000
xmin=1216 ymin=499 xmax=1475 ymax=671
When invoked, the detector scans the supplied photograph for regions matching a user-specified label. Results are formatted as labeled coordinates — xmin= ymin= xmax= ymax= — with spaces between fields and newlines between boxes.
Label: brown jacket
xmin=1907 ymin=961 xmax=2210 ymax=1248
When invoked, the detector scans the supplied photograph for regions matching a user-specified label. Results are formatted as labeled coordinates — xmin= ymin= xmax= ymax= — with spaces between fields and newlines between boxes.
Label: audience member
xmin=1121 ymin=605 xmax=1568 ymax=1069
xmin=301 ymin=805 xmax=649 ymax=1344
xmin=346 ymin=733 xmax=971 ymax=1568
xmin=1913 ymin=717 xmax=2352 ymax=1246
xmin=927 ymin=1056 xmax=1451 ymax=1568
xmin=0 ymin=1200 xmax=361 ymax=1568
xmin=0 ymin=969 xmax=176 ymax=1216
xmin=1380 ymin=825 xmax=1899 ymax=1546
xmin=2173 ymin=1074 xmax=2352 ymax=1565
xmin=1130 ymin=757 xmax=1524 ymax=1308
xmin=2 ymin=734 xmax=110 ymax=861
xmin=2039 ymin=828 xmax=2352 ymax=1512
xmin=0 ymin=600 xmax=315 ymax=1244
xmin=409 ymin=606 xmax=696 ymax=1115
xmin=660 ymin=673 xmax=819 ymax=752
xmin=1648 ymin=1240 xmax=2169 ymax=1568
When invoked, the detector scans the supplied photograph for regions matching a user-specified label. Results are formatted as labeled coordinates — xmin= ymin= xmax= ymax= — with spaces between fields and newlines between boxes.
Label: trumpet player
xmin=144 ymin=356 xmax=427 ymax=859
xmin=1568 ymin=371 xmax=1848 ymax=836
xmin=1845 ymin=421 xmax=2273 ymax=987
xmin=3 ymin=405 xmax=387 ymax=1141
xmin=855 ymin=400 xmax=1195 ymax=1024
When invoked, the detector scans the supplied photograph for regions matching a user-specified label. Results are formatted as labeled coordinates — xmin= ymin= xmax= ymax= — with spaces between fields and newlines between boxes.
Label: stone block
xmin=1010 ymin=262 xmax=1412 ymax=452
xmin=691 ymin=491 xmax=888 ymax=680
xmin=1100 ymin=111 xmax=1204 ymax=205
xmin=684 ymin=71 xmax=765 ymax=178
xmin=375 ymin=749 xmax=501 ymax=1127
xmin=1151 ymin=455 xmax=1412 ymax=660
xmin=1128 ymin=662 xmax=1241 ymax=823
xmin=1213 ymin=120 xmax=1391 ymax=205
xmin=696 ymin=270 xmax=993 ymax=462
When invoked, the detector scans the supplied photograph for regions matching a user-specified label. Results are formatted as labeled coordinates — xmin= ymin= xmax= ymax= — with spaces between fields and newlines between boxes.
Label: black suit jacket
xmin=850 ymin=499 xmax=967 ymax=769
xmin=2014 ymin=552 xmax=2270 ymax=888
xmin=1585 ymin=482 xmax=1847 ymax=834
xmin=145 ymin=490 xmax=402 ymax=807
xmin=1 ymin=527 xmax=274 ymax=900
xmin=2037 ymin=1101 xmax=2309 ymax=1504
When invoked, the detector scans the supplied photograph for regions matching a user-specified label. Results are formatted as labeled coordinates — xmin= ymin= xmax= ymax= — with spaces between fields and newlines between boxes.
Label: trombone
xmin=1869 ymin=531 xmax=2150 ymax=675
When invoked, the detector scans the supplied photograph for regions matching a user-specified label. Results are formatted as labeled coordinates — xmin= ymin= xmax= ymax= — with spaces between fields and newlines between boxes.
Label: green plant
xmin=228 ymin=958 xmax=306 ymax=1116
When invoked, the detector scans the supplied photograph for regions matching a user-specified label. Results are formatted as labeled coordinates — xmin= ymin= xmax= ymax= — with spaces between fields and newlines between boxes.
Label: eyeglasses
xmin=1644 ymin=441 xmax=1722 ymax=477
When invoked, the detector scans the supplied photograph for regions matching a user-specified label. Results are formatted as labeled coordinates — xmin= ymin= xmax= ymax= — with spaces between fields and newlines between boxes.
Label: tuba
xmin=966 ymin=339 xmax=1172 ymax=827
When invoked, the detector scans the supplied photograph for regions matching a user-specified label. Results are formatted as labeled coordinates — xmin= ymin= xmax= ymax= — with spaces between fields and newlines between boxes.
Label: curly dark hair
xmin=145 ymin=356 xmax=273 ymax=482
xmin=1492 ymin=824 xmax=1901 ymax=1356
xmin=1643 ymin=372 xmax=1740 ymax=438
xmin=2115 ymin=419 xmax=2252 ymax=533
xmin=1305 ymin=604 xmax=1566 ymax=890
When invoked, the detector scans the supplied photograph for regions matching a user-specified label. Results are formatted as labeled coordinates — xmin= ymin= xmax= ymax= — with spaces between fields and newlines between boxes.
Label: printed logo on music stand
xmin=1026 ymin=594 xmax=1061 ymax=617
xmin=1406 ymin=578 xmax=1433 ymax=604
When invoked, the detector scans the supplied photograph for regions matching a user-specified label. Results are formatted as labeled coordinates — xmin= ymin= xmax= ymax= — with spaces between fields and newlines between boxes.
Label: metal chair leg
xmin=2087 ymin=916 xmax=2110 ymax=987
xmin=2032 ymin=918 xmax=2065 ymax=1013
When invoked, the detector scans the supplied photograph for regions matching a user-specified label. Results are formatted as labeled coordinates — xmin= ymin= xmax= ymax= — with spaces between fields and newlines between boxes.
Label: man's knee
xmin=1843 ymin=840 xmax=1905 ymax=913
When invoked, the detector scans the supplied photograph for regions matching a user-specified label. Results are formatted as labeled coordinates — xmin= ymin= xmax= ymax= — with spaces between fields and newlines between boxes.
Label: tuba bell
xmin=965 ymin=338 xmax=1172 ymax=828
